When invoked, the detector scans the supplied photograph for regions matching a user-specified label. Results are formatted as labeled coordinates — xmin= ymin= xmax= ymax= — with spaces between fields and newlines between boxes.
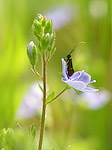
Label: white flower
xmin=81 ymin=90 xmax=111 ymax=110
xmin=16 ymin=82 xmax=43 ymax=119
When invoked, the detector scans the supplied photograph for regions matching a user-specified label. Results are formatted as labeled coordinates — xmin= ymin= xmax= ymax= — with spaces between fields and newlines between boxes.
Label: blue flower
xmin=61 ymin=58 xmax=98 ymax=92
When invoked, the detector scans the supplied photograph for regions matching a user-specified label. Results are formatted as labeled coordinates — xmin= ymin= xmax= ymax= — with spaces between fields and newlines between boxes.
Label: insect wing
xmin=67 ymin=56 xmax=74 ymax=76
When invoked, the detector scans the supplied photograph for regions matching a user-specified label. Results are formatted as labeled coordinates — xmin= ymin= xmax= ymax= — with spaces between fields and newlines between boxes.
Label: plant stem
xmin=33 ymin=67 xmax=43 ymax=80
xmin=47 ymin=87 xmax=67 ymax=105
xmin=38 ymin=54 xmax=46 ymax=150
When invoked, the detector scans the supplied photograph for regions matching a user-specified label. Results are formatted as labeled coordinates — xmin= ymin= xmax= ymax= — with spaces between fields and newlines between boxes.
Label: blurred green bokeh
xmin=0 ymin=0 xmax=112 ymax=150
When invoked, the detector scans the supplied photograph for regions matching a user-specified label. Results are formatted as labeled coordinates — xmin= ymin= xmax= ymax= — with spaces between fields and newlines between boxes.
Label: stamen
xmin=89 ymin=80 xmax=96 ymax=83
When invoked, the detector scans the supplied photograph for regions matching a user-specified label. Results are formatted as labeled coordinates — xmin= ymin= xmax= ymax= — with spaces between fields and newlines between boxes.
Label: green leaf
xmin=28 ymin=124 xmax=36 ymax=139
xmin=46 ymin=92 xmax=54 ymax=104
xmin=38 ymin=83 xmax=43 ymax=93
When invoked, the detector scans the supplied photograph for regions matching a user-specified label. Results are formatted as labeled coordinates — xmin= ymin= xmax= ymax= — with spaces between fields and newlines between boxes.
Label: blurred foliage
xmin=0 ymin=0 xmax=112 ymax=150
xmin=0 ymin=126 xmax=36 ymax=150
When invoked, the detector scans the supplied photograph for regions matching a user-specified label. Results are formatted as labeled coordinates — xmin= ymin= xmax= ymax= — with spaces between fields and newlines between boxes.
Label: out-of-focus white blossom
xmin=16 ymin=82 xmax=43 ymax=119
xmin=46 ymin=4 xmax=75 ymax=30
xmin=81 ymin=90 xmax=111 ymax=110
xmin=62 ymin=89 xmax=111 ymax=110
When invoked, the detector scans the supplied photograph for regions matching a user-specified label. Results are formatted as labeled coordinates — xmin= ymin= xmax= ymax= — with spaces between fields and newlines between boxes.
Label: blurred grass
xmin=0 ymin=0 xmax=112 ymax=150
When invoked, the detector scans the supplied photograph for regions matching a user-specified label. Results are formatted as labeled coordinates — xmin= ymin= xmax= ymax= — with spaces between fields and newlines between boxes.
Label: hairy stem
xmin=47 ymin=87 xmax=67 ymax=105
xmin=38 ymin=54 xmax=46 ymax=150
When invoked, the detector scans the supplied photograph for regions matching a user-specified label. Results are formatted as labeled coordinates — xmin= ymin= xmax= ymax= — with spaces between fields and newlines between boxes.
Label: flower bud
xmin=37 ymin=14 xmax=43 ymax=22
xmin=50 ymin=33 xmax=55 ymax=46
xmin=44 ymin=20 xmax=52 ymax=34
xmin=42 ymin=16 xmax=47 ymax=27
xmin=48 ymin=33 xmax=55 ymax=51
xmin=33 ymin=20 xmax=41 ymax=40
xmin=41 ymin=33 xmax=50 ymax=50
xmin=27 ymin=41 xmax=38 ymax=67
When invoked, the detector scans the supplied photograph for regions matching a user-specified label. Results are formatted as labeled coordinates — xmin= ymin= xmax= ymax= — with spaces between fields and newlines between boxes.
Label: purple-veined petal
xmin=61 ymin=78 xmax=67 ymax=82
xmin=69 ymin=71 xmax=81 ymax=80
xmin=76 ymin=71 xmax=91 ymax=84
xmin=61 ymin=58 xmax=68 ymax=79
xmin=62 ymin=80 xmax=86 ymax=91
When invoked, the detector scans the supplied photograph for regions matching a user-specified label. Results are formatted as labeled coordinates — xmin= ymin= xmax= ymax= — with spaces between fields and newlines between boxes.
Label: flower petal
xmin=61 ymin=58 xmax=68 ymax=79
xmin=62 ymin=80 xmax=86 ymax=91
xmin=69 ymin=71 xmax=81 ymax=80
xmin=76 ymin=71 xmax=91 ymax=84
xmin=82 ymin=87 xmax=99 ymax=92
xmin=28 ymin=41 xmax=35 ymax=57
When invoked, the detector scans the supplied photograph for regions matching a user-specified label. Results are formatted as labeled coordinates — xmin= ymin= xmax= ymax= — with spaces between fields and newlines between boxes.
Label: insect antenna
xmin=69 ymin=41 xmax=85 ymax=55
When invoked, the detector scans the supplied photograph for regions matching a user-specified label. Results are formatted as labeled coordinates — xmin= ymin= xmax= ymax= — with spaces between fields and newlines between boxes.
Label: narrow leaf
xmin=46 ymin=92 xmax=54 ymax=104
xmin=38 ymin=83 xmax=43 ymax=93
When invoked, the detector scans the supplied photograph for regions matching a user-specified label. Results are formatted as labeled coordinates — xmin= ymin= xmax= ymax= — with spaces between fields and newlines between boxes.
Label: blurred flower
xmin=46 ymin=4 xmax=75 ymax=30
xmin=89 ymin=0 xmax=107 ymax=18
xmin=62 ymin=89 xmax=111 ymax=110
xmin=67 ymin=145 xmax=71 ymax=150
xmin=81 ymin=90 xmax=111 ymax=110
xmin=61 ymin=58 xmax=98 ymax=92
xmin=16 ymin=82 xmax=43 ymax=119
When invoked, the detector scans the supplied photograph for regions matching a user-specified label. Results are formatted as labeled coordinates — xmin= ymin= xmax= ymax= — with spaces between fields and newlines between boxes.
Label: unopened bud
xmin=42 ymin=16 xmax=47 ymax=27
xmin=48 ymin=33 xmax=55 ymax=51
xmin=41 ymin=33 xmax=50 ymax=50
xmin=50 ymin=33 xmax=55 ymax=46
xmin=37 ymin=14 xmax=43 ymax=22
xmin=27 ymin=41 xmax=38 ymax=67
xmin=44 ymin=20 xmax=52 ymax=34
xmin=33 ymin=20 xmax=41 ymax=40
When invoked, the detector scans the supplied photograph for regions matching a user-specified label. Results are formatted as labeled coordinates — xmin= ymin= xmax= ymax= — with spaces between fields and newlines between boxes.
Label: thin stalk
xmin=33 ymin=67 xmax=43 ymax=80
xmin=47 ymin=87 xmax=67 ymax=105
xmin=38 ymin=54 xmax=47 ymax=150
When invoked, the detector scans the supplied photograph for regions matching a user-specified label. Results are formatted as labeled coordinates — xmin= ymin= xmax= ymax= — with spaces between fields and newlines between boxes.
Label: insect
xmin=66 ymin=42 xmax=85 ymax=77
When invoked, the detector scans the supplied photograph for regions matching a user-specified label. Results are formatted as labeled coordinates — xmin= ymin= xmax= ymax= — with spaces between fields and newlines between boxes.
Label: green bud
xmin=50 ymin=33 xmax=55 ymax=46
xmin=37 ymin=14 xmax=43 ymax=22
xmin=33 ymin=20 xmax=41 ymax=40
xmin=41 ymin=33 xmax=50 ymax=50
xmin=44 ymin=20 xmax=52 ymax=34
xmin=42 ymin=16 xmax=47 ymax=27
xmin=48 ymin=33 xmax=55 ymax=51
xmin=27 ymin=41 xmax=38 ymax=67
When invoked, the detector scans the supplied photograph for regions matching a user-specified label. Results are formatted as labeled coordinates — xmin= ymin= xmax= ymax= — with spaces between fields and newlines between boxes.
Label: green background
xmin=0 ymin=0 xmax=112 ymax=149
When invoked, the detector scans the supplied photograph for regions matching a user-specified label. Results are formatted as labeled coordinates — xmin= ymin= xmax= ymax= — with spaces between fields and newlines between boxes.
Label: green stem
xmin=38 ymin=54 xmax=46 ymax=150
xmin=33 ymin=67 xmax=43 ymax=80
xmin=47 ymin=87 xmax=67 ymax=105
